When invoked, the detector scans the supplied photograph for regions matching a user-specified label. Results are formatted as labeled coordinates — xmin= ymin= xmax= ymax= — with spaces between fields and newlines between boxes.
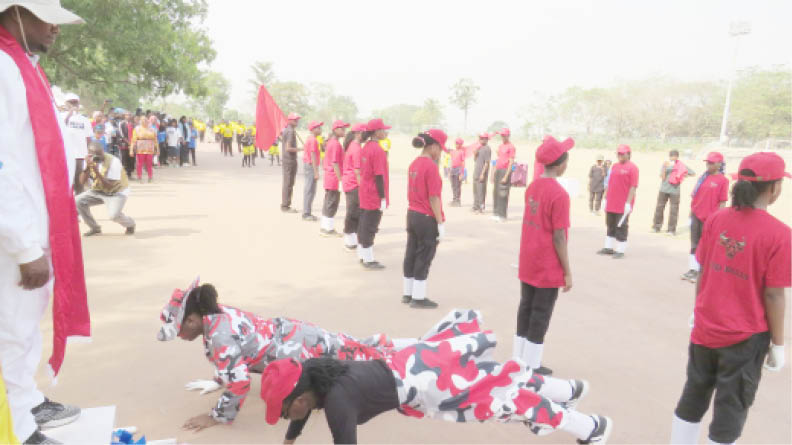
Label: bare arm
xmin=552 ymin=229 xmax=572 ymax=292
xmin=501 ymin=159 xmax=514 ymax=183
xmin=763 ymin=288 xmax=786 ymax=346
xmin=429 ymin=196 xmax=443 ymax=224
xmin=333 ymin=164 xmax=342 ymax=182
xmin=355 ymin=169 xmax=361 ymax=186
xmin=626 ymin=186 xmax=637 ymax=205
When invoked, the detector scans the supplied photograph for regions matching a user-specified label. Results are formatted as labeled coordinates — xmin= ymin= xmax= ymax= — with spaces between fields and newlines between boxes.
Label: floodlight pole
xmin=719 ymin=21 xmax=751 ymax=145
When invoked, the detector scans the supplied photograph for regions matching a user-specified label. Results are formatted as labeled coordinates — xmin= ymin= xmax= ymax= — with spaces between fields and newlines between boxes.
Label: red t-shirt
xmin=359 ymin=140 xmax=389 ymax=210
xmin=408 ymin=156 xmax=444 ymax=220
xmin=495 ymin=143 xmax=515 ymax=170
xmin=302 ymin=135 xmax=320 ymax=165
xmin=323 ymin=138 xmax=344 ymax=191
xmin=692 ymin=207 xmax=791 ymax=348
xmin=451 ymin=148 xmax=466 ymax=169
xmin=691 ymin=174 xmax=729 ymax=221
xmin=342 ymin=140 xmax=362 ymax=192
xmin=519 ymin=177 xmax=570 ymax=288
xmin=605 ymin=161 xmax=639 ymax=213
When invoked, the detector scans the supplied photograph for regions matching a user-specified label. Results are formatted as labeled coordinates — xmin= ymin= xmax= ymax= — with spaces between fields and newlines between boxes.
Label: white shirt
xmin=61 ymin=111 xmax=92 ymax=160
xmin=165 ymin=126 xmax=180 ymax=147
xmin=0 ymin=51 xmax=68 ymax=264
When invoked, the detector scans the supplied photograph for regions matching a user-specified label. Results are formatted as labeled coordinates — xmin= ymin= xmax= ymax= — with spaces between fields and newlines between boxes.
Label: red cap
xmin=455 ymin=138 xmax=464 ymax=147
xmin=479 ymin=132 xmax=490 ymax=139
xmin=498 ymin=128 xmax=511 ymax=137
xmin=367 ymin=118 xmax=391 ymax=132
xmin=287 ymin=113 xmax=301 ymax=121
xmin=260 ymin=359 xmax=302 ymax=425
xmin=617 ymin=144 xmax=631 ymax=154
xmin=421 ymin=129 xmax=447 ymax=150
xmin=705 ymin=152 xmax=724 ymax=163
xmin=535 ymin=136 xmax=575 ymax=165
xmin=332 ymin=120 xmax=350 ymax=130
xmin=308 ymin=121 xmax=323 ymax=131
xmin=733 ymin=152 xmax=791 ymax=182
xmin=350 ymin=123 xmax=367 ymax=132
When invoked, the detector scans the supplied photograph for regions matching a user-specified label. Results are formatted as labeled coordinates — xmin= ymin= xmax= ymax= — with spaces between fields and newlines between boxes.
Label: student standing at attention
xmin=341 ymin=124 xmax=366 ymax=253
xmin=320 ymin=120 xmax=349 ymax=237
xmin=472 ymin=132 xmax=492 ymax=214
xmin=515 ymin=136 xmax=574 ymax=377
xmin=670 ymin=152 xmax=790 ymax=445
xmin=492 ymin=128 xmax=515 ymax=222
xmin=597 ymin=145 xmax=638 ymax=259
xmin=357 ymin=119 xmax=391 ymax=270
xmin=302 ymin=121 xmax=323 ymax=222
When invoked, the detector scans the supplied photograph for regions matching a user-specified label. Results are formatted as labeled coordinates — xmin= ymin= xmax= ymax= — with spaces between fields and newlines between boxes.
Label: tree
xmin=193 ymin=72 xmax=231 ymax=121
xmin=488 ymin=121 xmax=508 ymax=133
xmin=449 ymin=78 xmax=480 ymax=131
xmin=729 ymin=66 xmax=791 ymax=140
xmin=412 ymin=98 xmax=444 ymax=129
xmin=44 ymin=0 xmax=216 ymax=107
xmin=270 ymin=81 xmax=312 ymax=119
xmin=310 ymin=83 xmax=359 ymax=124
xmin=372 ymin=104 xmax=422 ymax=133
xmin=249 ymin=61 xmax=276 ymax=94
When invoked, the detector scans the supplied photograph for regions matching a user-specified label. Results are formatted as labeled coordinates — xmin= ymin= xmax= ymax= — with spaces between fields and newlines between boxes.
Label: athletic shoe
xmin=577 ymin=415 xmax=613 ymax=444
xmin=681 ymin=270 xmax=695 ymax=281
xmin=687 ymin=271 xmax=698 ymax=284
xmin=562 ymin=379 xmax=589 ymax=410
xmin=612 ymin=252 xmax=625 ymax=259
xmin=281 ymin=207 xmax=298 ymax=213
xmin=343 ymin=244 xmax=358 ymax=252
xmin=533 ymin=366 xmax=553 ymax=376
xmin=302 ymin=215 xmax=318 ymax=222
xmin=596 ymin=248 xmax=614 ymax=255
xmin=327 ymin=230 xmax=343 ymax=238
xmin=402 ymin=295 xmax=412 ymax=304
xmin=83 ymin=228 xmax=101 ymax=237
xmin=24 ymin=429 xmax=62 ymax=444
xmin=410 ymin=298 xmax=439 ymax=309
xmin=651 ymin=227 xmax=661 ymax=233
xmin=32 ymin=398 xmax=80 ymax=430
xmin=125 ymin=226 xmax=135 ymax=235
xmin=666 ymin=230 xmax=677 ymax=236
xmin=361 ymin=261 xmax=385 ymax=270
xmin=319 ymin=229 xmax=331 ymax=237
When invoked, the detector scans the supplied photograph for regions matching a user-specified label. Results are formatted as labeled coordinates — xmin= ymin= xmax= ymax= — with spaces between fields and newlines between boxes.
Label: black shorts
xmin=357 ymin=208 xmax=382 ymax=248
xmin=605 ymin=211 xmax=629 ymax=242
xmin=690 ymin=214 xmax=704 ymax=254
xmin=344 ymin=189 xmax=361 ymax=234
xmin=516 ymin=282 xmax=559 ymax=344
xmin=322 ymin=190 xmax=341 ymax=218
xmin=403 ymin=210 xmax=439 ymax=281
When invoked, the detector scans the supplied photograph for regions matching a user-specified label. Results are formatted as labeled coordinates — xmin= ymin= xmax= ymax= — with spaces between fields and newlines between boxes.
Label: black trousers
xmin=73 ymin=159 xmax=85 ymax=195
xmin=344 ymin=189 xmax=361 ymax=234
xmin=158 ymin=142 xmax=168 ymax=165
xmin=605 ymin=211 xmax=630 ymax=242
xmin=653 ymin=191 xmax=681 ymax=232
xmin=222 ymin=137 xmax=233 ymax=156
xmin=675 ymin=332 xmax=770 ymax=444
xmin=236 ymin=134 xmax=243 ymax=151
xmin=179 ymin=142 xmax=189 ymax=166
xmin=450 ymin=167 xmax=462 ymax=202
xmin=493 ymin=168 xmax=511 ymax=218
xmin=120 ymin=149 xmax=135 ymax=177
xmin=473 ymin=172 xmax=488 ymax=211
xmin=516 ymin=282 xmax=559 ymax=344
xmin=357 ymin=208 xmax=382 ymax=248
xmin=589 ymin=190 xmax=603 ymax=211
xmin=281 ymin=160 xmax=297 ymax=209
xmin=322 ymin=190 xmax=341 ymax=218
xmin=403 ymin=210 xmax=439 ymax=281
xmin=690 ymin=214 xmax=704 ymax=254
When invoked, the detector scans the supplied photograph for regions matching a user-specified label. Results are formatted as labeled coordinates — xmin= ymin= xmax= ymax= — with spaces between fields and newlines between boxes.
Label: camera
xmin=92 ymin=155 xmax=103 ymax=163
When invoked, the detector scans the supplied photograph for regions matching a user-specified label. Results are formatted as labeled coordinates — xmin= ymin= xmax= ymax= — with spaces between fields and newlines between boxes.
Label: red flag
xmin=255 ymin=84 xmax=287 ymax=151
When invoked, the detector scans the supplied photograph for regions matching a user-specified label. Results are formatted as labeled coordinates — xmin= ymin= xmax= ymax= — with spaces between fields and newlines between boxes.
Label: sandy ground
xmin=35 ymin=136 xmax=790 ymax=444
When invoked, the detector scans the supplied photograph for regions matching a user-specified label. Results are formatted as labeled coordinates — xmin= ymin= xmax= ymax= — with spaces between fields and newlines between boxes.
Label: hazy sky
xmin=205 ymin=0 xmax=791 ymax=132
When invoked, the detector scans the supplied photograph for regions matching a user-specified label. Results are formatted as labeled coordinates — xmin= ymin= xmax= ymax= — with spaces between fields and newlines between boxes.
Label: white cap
xmin=63 ymin=92 xmax=79 ymax=103
xmin=0 ymin=0 xmax=84 ymax=25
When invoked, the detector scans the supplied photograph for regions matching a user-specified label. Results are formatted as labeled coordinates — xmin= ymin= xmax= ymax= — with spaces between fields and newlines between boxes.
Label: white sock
xmin=605 ymin=236 xmax=615 ymax=249
xmin=356 ymin=245 xmax=365 ymax=261
xmin=321 ymin=217 xmax=330 ymax=231
xmin=403 ymin=277 xmax=414 ymax=296
xmin=615 ymin=241 xmax=627 ymax=254
xmin=512 ymin=335 xmax=525 ymax=359
xmin=560 ymin=411 xmax=596 ymax=440
xmin=352 ymin=232 xmax=358 ymax=245
xmin=523 ymin=341 xmax=544 ymax=369
xmin=362 ymin=246 xmax=374 ymax=263
xmin=689 ymin=254 xmax=700 ymax=272
xmin=536 ymin=376 xmax=575 ymax=402
xmin=344 ymin=233 xmax=354 ymax=246
xmin=327 ymin=217 xmax=334 ymax=231
xmin=671 ymin=414 xmax=701 ymax=444
xmin=391 ymin=338 xmax=418 ymax=349
xmin=412 ymin=280 xmax=427 ymax=301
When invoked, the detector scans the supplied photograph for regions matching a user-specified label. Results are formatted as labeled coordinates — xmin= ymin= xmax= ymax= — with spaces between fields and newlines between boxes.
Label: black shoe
xmin=344 ymin=244 xmax=358 ymax=252
xmin=681 ymin=270 xmax=695 ymax=281
xmin=402 ymin=295 xmax=412 ymax=304
xmin=125 ymin=226 xmax=135 ymax=235
xmin=596 ymin=248 xmax=614 ymax=255
xmin=322 ymin=229 xmax=342 ymax=238
xmin=410 ymin=298 xmax=438 ymax=309
xmin=612 ymin=252 xmax=625 ymax=259
xmin=302 ymin=214 xmax=318 ymax=221
xmin=562 ymin=379 xmax=589 ymax=410
xmin=32 ymin=398 xmax=80 ymax=429
xmin=577 ymin=415 xmax=613 ymax=444
xmin=24 ymin=429 xmax=62 ymax=444
xmin=361 ymin=261 xmax=385 ymax=270
xmin=533 ymin=366 xmax=553 ymax=376
xmin=83 ymin=228 xmax=101 ymax=237
xmin=281 ymin=207 xmax=298 ymax=213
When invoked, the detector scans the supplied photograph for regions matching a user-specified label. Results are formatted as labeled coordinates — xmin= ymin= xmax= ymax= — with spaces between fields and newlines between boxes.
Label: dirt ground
xmin=36 ymin=136 xmax=790 ymax=444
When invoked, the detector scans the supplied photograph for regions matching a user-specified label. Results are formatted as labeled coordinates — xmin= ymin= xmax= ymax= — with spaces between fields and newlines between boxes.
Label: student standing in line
xmin=302 ymin=121 xmax=323 ymax=222
xmin=240 ymin=129 xmax=255 ymax=168
xmin=597 ymin=145 xmax=638 ymax=259
xmin=472 ymin=132 xmax=492 ymax=214
xmin=221 ymin=120 xmax=234 ymax=157
xmin=165 ymin=119 xmax=182 ymax=168
xmin=652 ymin=150 xmax=694 ymax=235
xmin=515 ymin=136 xmax=574 ymax=377
xmin=281 ymin=114 xmax=301 ymax=213
xmin=492 ymin=128 xmax=516 ymax=222
xmin=670 ymin=152 xmax=790 ymax=445
xmin=402 ymin=130 xmax=448 ymax=309
xmin=320 ymin=120 xmax=349 ymax=237
xmin=681 ymin=152 xmax=729 ymax=283
xmin=588 ymin=155 xmax=606 ymax=215
xmin=341 ymin=124 xmax=366 ymax=252
xmin=187 ymin=121 xmax=198 ymax=166
xmin=449 ymin=138 xmax=465 ymax=207
xmin=357 ymin=119 xmax=391 ymax=270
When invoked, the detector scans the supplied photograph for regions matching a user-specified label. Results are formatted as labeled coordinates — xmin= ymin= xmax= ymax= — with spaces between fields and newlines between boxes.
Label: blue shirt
xmin=157 ymin=131 xmax=166 ymax=143
xmin=189 ymin=129 xmax=198 ymax=148
xmin=91 ymin=135 xmax=108 ymax=152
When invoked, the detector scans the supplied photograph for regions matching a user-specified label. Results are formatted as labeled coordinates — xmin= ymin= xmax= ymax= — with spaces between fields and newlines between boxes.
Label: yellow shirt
xmin=0 ymin=372 xmax=19 ymax=444
xmin=379 ymin=138 xmax=391 ymax=152
xmin=317 ymin=135 xmax=325 ymax=160
xmin=270 ymin=144 xmax=279 ymax=155
xmin=212 ymin=125 xmax=219 ymax=133
xmin=221 ymin=125 xmax=233 ymax=138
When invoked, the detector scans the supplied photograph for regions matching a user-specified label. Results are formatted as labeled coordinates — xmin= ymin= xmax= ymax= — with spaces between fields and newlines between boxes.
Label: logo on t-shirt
xmin=528 ymin=197 xmax=538 ymax=215
xmin=719 ymin=231 xmax=745 ymax=259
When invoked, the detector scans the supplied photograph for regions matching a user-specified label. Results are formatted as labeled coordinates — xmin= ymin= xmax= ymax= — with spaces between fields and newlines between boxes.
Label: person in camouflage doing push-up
xmin=261 ymin=309 xmax=613 ymax=444
xmin=158 ymin=278 xmax=474 ymax=432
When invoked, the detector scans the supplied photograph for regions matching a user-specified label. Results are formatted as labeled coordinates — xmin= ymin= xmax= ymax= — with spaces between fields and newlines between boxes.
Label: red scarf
xmin=0 ymin=25 xmax=90 ymax=378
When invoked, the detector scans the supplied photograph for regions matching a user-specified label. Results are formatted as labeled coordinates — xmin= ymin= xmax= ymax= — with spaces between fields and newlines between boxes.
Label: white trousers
xmin=0 ymin=252 xmax=49 ymax=440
